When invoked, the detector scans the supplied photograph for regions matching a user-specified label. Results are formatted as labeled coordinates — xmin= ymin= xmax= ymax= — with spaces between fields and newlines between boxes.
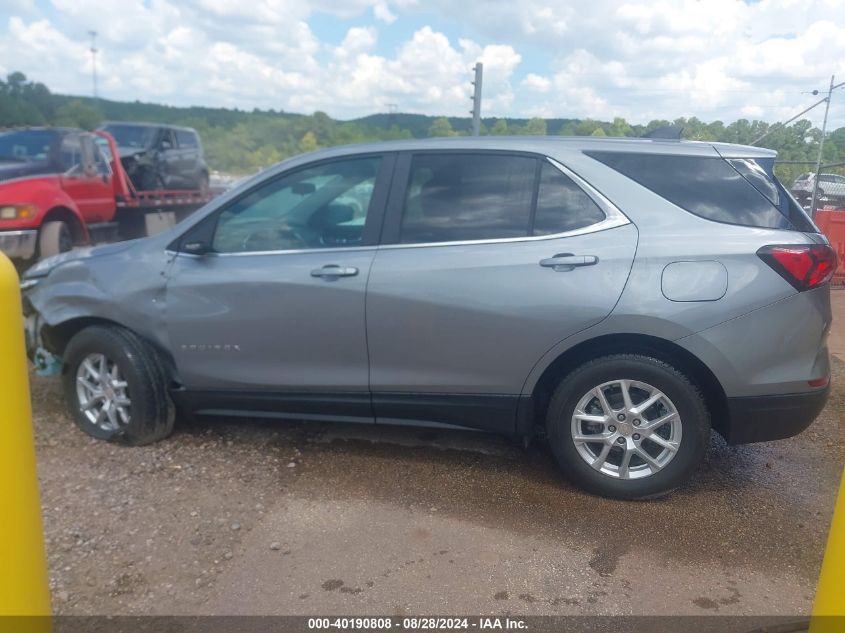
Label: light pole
xmin=470 ymin=62 xmax=483 ymax=136
xmin=809 ymin=75 xmax=845 ymax=216
xmin=88 ymin=30 xmax=98 ymax=99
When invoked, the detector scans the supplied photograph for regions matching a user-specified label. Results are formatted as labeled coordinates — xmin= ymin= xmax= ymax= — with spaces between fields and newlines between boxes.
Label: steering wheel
xmin=241 ymin=225 xmax=309 ymax=252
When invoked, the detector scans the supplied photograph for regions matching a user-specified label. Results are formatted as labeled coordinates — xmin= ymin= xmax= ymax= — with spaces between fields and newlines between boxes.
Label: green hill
xmin=2 ymin=71 xmax=843 ymax=183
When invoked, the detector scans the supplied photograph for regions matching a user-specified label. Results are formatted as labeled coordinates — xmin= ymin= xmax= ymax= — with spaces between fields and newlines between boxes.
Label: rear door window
xmin=586 ymin=151 xmax=814 ymax=231
xmin=398 ymin=153 xmax=536 ymax=244
xmin=533 ymin=162 xmax=606 ymax=235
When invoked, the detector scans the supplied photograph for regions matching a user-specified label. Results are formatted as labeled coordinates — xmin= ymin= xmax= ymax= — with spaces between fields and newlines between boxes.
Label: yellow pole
xmin=811 ymin=467 xmax=845 ymax=632
xmin=0 ymin=253 xmax=50 ymax=616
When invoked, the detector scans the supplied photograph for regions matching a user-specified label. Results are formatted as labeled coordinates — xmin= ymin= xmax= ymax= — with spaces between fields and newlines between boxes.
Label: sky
xmin=1 ymin=0 xmax=844 ymax=126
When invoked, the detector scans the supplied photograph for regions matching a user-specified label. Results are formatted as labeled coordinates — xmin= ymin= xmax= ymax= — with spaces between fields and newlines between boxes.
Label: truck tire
xmin=62 ymin=325 xmax=176 ymax=445
xmin=39 ymin=221 xmax=73 ymax=259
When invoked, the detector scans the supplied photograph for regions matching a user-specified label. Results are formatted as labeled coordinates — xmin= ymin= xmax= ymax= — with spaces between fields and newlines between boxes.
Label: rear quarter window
xmin=585 ymin=151 xmax=806 ymax=231
xmin=176 ymin=130 xmax=199 ymax=149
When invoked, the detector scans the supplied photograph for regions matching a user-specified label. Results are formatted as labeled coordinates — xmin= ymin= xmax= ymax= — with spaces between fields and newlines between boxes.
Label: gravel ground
xmin=32 ymin=318 xmax=845 ymax=616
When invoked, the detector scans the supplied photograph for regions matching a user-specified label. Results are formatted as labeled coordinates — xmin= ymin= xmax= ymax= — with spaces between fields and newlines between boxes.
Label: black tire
xmin=139 ymin=168 xmax=165 ymax=191
xmin=62 ymin=325 xmax=175 ymax=445
xmin=546 ymin=354 xmax=710 ymax=500
xmin=38 ymin=220 xmax=73 ymax=259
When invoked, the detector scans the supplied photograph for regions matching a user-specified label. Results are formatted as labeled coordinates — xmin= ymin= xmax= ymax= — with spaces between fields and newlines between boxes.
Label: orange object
xmin=815 ymin=207 xmax=845 ymax=286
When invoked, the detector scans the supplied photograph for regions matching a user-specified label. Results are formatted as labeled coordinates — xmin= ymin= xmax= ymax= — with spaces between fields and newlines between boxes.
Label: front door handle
xmin=311 ymin=264 xmax=359 ymax=278
xmin=539 ymin=253 xmax=599 ymax=270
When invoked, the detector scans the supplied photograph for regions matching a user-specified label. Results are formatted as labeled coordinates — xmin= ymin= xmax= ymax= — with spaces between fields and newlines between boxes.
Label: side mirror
xmin=182 ymin=240 xmax=212 ymax=256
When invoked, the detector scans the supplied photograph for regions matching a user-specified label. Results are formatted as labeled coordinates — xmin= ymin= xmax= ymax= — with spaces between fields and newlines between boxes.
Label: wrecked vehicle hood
xmin=22 ymin=234 xmax=174 ymax=354
xmin=23 ymin=240 xmax=141 ymax=280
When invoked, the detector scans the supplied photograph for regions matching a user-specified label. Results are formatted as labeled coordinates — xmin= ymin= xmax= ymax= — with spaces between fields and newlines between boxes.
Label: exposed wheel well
xmin=42 ymin=207 xmax=88 ymax=245
xmin=529 ymin=333 xmax=729 ymax=438
xmin=42 ymin=317 xmax=122 ymax=356
xmin=42 ymin=316 xmax=180 ymax=387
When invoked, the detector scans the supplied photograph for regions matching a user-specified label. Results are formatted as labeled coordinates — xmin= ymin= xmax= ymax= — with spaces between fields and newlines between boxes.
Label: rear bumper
xmin=725 ymin=385 xmax=830 ymax=444
xmin=0 ymin=230 xmax=37 ymax=260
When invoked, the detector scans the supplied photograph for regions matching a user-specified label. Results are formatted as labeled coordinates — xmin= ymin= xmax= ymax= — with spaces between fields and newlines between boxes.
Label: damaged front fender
xmin=24 ymin=240 xmax=173 ymax=361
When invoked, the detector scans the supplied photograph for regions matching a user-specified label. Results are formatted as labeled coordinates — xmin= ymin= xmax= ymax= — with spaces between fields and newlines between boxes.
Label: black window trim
xmin=170 ymin=152 xmax=397 ymax=256
xmin=379 ymin=149 xmax=629 ymax=249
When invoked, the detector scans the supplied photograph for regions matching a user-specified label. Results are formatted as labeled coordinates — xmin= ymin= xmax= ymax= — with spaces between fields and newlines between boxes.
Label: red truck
xmin=0 ymin=127 xmax=214 ymax=264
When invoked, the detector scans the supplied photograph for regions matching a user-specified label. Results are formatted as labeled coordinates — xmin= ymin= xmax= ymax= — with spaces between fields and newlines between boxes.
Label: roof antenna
xmin=642 ymin=125 xmax=684 ymax=140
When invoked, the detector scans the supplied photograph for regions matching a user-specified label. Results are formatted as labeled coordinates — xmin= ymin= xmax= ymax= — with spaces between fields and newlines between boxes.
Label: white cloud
xmin=398 ymin=0 xmax=845 ymax=122
xmin=372 ymin=1 xmax=397 ymax=23
xmin=522 ymin=73 xmax=550 ymax=93
xmin=1 ymin=0 xmax=844 ymax=123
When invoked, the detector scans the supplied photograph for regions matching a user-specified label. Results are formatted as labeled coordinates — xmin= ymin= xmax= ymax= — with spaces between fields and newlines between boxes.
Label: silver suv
xmin=22 ymin=137 xmax=836 ymax=499
xmin=792 ymin=172 xmax=845 ymax=203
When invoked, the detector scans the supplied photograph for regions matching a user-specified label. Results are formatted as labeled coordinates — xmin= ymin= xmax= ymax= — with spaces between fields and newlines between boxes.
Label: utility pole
xmin=470 ymin=62 xmax=483 ymax=136
xmin=810 ymin=75 xmax=845 ymax=216
xmin=88 ymin=30 xmax=98 ymax=99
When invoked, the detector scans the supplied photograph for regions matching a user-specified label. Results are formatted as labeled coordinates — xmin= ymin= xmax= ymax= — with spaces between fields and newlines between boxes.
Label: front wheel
xmin=546 ymin=354 xmax=711 ymax=499
xmin=38 ymin=220 xmax=73 ymax=259
xmin=62 ymin=325 xmax=175 ymax=445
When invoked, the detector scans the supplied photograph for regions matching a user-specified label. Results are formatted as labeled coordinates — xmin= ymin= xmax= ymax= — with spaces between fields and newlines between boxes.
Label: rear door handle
xmin=311 ymin=265 xmax=359 ymax=278
xmin=539 ymin=253 xmax=599 ymax=270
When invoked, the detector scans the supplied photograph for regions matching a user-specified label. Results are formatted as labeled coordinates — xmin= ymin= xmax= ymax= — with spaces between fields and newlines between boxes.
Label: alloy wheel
xmin=75 ymin=353 xmax=132 ymax=432
xmin=570 ymin=379 xmax=682 ymax=480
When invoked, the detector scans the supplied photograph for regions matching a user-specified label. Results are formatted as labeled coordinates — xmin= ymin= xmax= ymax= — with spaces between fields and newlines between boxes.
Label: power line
xmin=751 ymin=96 xmax=829 ymax=144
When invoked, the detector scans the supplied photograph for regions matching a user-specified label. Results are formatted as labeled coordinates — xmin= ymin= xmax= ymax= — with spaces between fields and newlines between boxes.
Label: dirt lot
xmin=32 ymin=291 xmax=845 ymax=616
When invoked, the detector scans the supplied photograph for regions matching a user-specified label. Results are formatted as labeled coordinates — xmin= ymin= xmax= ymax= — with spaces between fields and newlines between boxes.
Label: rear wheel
xmin=62 ymin=325 xmax=175 ymax=445
xmin=38 ymin=220 xmax=73 ymax=259
xmin=546 ymin=354 xmax=711 ymax=499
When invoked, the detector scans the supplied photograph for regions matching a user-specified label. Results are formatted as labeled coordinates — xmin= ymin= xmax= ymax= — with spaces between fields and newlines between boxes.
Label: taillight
xmin=757 ymin=244 xmax=837 ymax=291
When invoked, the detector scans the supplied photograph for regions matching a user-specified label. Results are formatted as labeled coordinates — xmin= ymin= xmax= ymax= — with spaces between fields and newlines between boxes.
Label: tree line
xmin=2 ymin=71 xmax=843 ymax=184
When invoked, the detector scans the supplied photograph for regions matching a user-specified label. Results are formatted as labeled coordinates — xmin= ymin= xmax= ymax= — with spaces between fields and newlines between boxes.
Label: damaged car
xmin=97 ymin=122 xmax=209 ymax=192
xmin=21 ymin=136 xmax=834 ymax=499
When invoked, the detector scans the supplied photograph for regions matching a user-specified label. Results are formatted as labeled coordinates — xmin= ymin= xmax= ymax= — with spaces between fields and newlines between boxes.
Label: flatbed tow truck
xmin=0 ymin=127 xmax=216 ymax=267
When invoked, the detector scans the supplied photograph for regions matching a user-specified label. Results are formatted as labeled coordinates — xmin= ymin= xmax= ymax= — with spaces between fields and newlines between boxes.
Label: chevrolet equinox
xmin=22 ymin=136 xmax=835 ymax=499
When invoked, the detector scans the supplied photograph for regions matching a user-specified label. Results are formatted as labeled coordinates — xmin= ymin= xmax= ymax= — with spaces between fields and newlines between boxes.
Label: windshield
xmin=0 ymin=129 xmax=57 ymax=163
xmin=102 ymin=124 xmax=156 ymax=149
